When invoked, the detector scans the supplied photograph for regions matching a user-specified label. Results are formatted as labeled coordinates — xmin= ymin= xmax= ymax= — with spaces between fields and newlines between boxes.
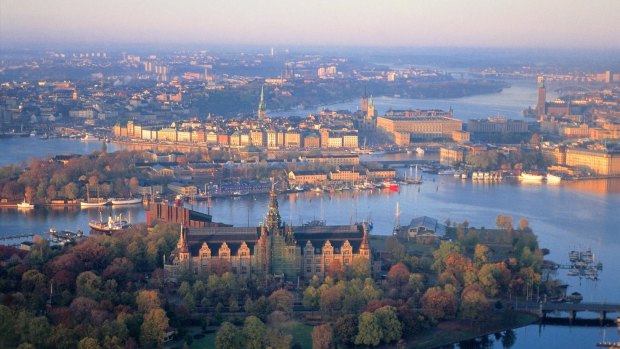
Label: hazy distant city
xmin=1 ymin=1 xmax=619 ymax=349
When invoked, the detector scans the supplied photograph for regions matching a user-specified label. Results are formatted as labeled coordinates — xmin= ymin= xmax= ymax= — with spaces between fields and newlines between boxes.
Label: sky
xmin=1 ymin=0 xmax=620 ymax=49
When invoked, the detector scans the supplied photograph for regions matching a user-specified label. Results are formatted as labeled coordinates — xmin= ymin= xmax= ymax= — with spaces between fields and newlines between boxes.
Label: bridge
xmin=516 ymin=302 xmax=620 ymax=324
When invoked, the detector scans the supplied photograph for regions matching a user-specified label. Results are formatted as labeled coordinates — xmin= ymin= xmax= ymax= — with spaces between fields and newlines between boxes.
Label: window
xmin=315 ymin=267 xmax=321 ymax=272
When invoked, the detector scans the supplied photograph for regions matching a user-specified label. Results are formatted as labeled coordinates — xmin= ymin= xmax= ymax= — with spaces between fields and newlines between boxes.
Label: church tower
xmin=536 ymin=76 xmax=547 ymax=120
xmin=367 ymin=95 xmax=375 ymax=120
xmin=359 ymin=224 xmax=371 ymax=259
xmin=361 ymin=88 xmax=368 ymax=113
xmin=258 ymin=85 xmax=267 ymax=119
xmin=177 ymin=224 xmax=190 ymax=267
xmin=266 ymin=180 xmax=281 ymax=233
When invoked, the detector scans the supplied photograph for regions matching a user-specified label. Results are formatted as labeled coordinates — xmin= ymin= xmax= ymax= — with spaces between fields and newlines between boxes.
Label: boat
xmin=81 ymin=198 xmax=110 ymax=207
xmin=382 ymin=180 xmax=399 ymax=191
xmin=519 ymin=172 xmax=544 ymax=182
xmin=89 ymin=213 xmax=131 ymax=233
xmin=81 ymin=184 xmax=109 ymax=207
xmin=546 ymin=173 xmax=562 ymax=184
xmin=29 ymin=131 xmax=36 ymax=137
xmin=80 ymin=134 xmax=99 ymax=142
xmin=17 ymin=200 xmax=35 ymax=209
xmin=406 ymin=165 xmax=423 ymax=184
xmin=110 ymin=197 xmax=142 ymax=205
xmin=438 ymin=169 xmax=456 ymax=176
xmin=415 ymin=147 xmax=425 ymax=155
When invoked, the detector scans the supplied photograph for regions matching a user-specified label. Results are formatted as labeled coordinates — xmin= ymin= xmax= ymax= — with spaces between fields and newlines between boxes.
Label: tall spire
xmin=266 ymin=178 xmax=281 ymax=232
xmin=258 ymin=85 xmax=267 ymax=119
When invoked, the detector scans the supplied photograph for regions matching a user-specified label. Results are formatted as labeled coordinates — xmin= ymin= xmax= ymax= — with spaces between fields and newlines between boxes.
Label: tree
xmin=374 ymin=306 xmax=403 ymax=344
xmin=303 ymin=286 xmax=320 ymax=310
xmin=320 ymin=286 xmax=342 ymax=316
xmin=78 ymin=337 xmax=101 ymax=349
xmin=312 ymin=324 xmax=333 ymax=349
xmin=64 ymin=182 xmax=79 ymax=199
xmin=242 ymin=316 xmax=266 ymax=349
xmin=268 ymin=289 xmax=294 ymax=315
xmin=421 ymin=287 xmax=457 ymax=320
xmin=140 ymin=308 xmax=169 ymax=349
xmin=216 ymin=322 xmax=240 ymax=349
xmin=518 ymin=218 xmax=529 ymax=231
xmin=460 ymin=285 xmax=490 ymax=326
xmin=496 ymin=215 xmax=513 ymax=231
xmin=136 ymin=290 xmax=161 ymax=313
xmin=0 ymin=305 xmax=16 ymax=348
xmin=348 ymin=256 xmax=370 ymax=279
xmin=387 ymin=262 xmax=410 ymax=289
xmin=355 ymin=312 xmax=382 ymax=347
xmin=474 ymin=244 xmax=490 ymax=266
xmin=76 ymin=271 xmax=102 ymax=300
xmin=334 ymin=314 xmax=358 ymax=346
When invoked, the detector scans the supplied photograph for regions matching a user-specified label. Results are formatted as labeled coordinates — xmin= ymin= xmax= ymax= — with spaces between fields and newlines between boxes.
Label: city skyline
xmin=2 ymin=0 xmax=620 ymax=49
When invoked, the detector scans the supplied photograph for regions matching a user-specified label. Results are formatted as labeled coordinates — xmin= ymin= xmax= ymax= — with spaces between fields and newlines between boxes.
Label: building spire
xmin=258 ymin=85 xmax=267 ymax=119
xmin=266 ymin=178 xmax=281 ymax=232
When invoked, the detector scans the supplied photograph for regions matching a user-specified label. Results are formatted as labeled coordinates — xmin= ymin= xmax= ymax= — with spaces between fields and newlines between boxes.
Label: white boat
xmin=519 ymin=172 xmax=544 ymax=182
xmin=438 ymin=169 xmax=456 ymax=176
xmin=415 ymin=147 xmax=425 ymax=155
xmin=80 ymin=134 xmax=99 ymax=142
xmin=110 ymin=197 xmax=142 ymax=205
xmin=17 ymin=200 xmax=35 ymax=209
xmin=81 ymin=198 xmax=110 ymax=207
xmin=546 ymin=173 xmax=562 ymax=184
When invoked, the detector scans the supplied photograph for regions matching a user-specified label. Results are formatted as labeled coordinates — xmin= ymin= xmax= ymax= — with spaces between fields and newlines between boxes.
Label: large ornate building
xmin=164 ymin=187 xmax=372 ymax=283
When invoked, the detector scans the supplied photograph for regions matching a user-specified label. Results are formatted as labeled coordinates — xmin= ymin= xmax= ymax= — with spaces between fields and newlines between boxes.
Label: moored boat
xmin=519 ymin=172 xmax=544 ymax=182
xmin=110 ymin=197 xmax=142 ymax=205
xmin=17 ymin=200 xmax=35 ymax=209
xmin=89 ymin=213 xmax=131 ymax=233
xmin=546 ymin=173 xmax=562 ymax=184
xmin=80 ymin=198 xmax=110 ymax=207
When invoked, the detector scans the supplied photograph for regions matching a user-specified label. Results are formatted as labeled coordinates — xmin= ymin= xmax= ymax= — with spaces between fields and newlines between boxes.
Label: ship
xmin=546 ymin=173 xmax=562 ymax=184
xmin=89 ymin=213 xmax=131 ymax=233
xmin=110 ymin=197 xmax=142 ymax=205
xmin=17 ymin=199 xmax=35 ymax=209
xmin=81 ymin=184 xmax=109 ymax=207
xmin=519 ymin=172 xmax=544 ymax=182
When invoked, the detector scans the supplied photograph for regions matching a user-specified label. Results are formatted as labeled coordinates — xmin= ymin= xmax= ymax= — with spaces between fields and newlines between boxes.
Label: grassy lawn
xmin=188 ymin=331 xmax=216 ymax=349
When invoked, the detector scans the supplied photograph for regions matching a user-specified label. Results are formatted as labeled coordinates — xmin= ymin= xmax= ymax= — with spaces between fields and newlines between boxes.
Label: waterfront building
xmin=564 ymin=148 xmax=620 ymax=176
xmin=167 ymin=182 xmax=197 ymax=196
xmin=377 ymin=109 xmax=462 ymax=142
xmin=466 ymin=117 xmax=528 ymax=134
xmin=164 ymin=187 xmax=372 ymax=283
xmin=304 ymin=154 xmax=360 ymax=166
xmin=288 ymin=171 xmax=328 ymax=185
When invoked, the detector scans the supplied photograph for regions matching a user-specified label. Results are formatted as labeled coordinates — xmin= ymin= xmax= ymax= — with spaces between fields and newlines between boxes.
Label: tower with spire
xmin=257 ymin=85 xmax=267 ymax=119
xmin=266 ymin=179 xmax=281 ymax=233
xmin=177 ymin=224 xmax=190 ymax=266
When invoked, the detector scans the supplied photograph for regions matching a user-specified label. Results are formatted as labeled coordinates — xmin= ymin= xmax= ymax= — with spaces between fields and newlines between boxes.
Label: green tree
xmin=76 ymin=271 xmax=102 ymax=300
xmin=460 ymin=285 xmax=490 ymax=326
xmin=303 ymin=286 xmax=320 ymax=310
xmin=78 ymin=337 xmax=101 ymax=349
xmin=0 ymin=305 xmax=16 ymax=347
xmin=140 ymin=308 xmax=169 ymax=349
xmin=348 ymin=256 xmax=371 ymax=279
xmin=64 ymin=182 xmax=79 ymax=199
xmin=374 ymin=306 xmax=403 ymax=344
xmin=355 ymin=312 xmax=382 ymax=347
xmin=334 ymin=314 xmax=358 ymax=346
xmin=242 ymin=316 xmax=266 ymax=349
xmin=431 ymin=241 xmax=462 ymax=273
xmin=312 ymin=323 xmax=334 ymax=349
xmin=215 ymin=322 xmax=240 ymax=349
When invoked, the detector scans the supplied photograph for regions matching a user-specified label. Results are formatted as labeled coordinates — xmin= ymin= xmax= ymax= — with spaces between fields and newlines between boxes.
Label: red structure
xmin=146 ymin=203 xmax=230 ymax=228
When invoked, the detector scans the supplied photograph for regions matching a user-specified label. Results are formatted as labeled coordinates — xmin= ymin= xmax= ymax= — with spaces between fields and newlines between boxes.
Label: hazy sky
xmin=1 ymin=0 xmax=619 ymax=48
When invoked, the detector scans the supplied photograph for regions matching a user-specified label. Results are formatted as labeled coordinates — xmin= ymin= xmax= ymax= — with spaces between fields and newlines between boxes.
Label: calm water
xmin=271 ymin=79 xmax=557 ymax=120
xmin=0 ymin=137 xmax=121 ymax=167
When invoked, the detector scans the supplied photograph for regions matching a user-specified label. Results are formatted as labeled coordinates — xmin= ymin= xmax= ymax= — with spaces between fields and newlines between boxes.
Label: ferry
xmin=17 ymin=200 xmax=35 ymax=209
xmin=110 ymin=197 xmax=142 ymax=205
xmin=382 ymin=180 xmax=399 ymax=191
xmin=546 ymin=173 xmax=562 ymax=184
xmin=519 ymin=172 xmax=544 ymax=182
xmin=89 ymin=213 xmax=131 ymax=233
